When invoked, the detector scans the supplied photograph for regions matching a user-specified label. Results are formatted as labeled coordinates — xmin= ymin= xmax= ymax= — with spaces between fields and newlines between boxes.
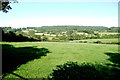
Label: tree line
xmin=2 ymin=30 xmax=40 ymax=42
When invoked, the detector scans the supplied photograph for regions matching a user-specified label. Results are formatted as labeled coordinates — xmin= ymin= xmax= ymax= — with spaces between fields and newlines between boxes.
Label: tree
xmin=0 ymin=0 xmax=18 ymax=13
xmin=49 ymin=61 xmax=120 ymax=80
xmin=66 ymin=30 xmax=73 ymax=35
xmin=28 ymin=30 xmax=35 ymax=36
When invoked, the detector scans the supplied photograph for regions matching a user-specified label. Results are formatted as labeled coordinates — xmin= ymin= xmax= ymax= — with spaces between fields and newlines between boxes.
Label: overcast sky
xmin=0 ymin=0 xmax=119 ymax=27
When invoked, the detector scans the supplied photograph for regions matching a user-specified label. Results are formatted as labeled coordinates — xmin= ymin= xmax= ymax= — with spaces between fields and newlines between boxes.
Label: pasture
xmin=70 ymin=38 xmax=118 ymax=43
xmin=1 ymin=42 xmax=119 ymax=78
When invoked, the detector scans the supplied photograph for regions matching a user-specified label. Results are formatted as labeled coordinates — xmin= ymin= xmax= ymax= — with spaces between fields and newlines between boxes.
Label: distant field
xmin=71 ymin=38 xmax=118 ymax=43
xmin=1 ymin=42 xmax=119 ymax=78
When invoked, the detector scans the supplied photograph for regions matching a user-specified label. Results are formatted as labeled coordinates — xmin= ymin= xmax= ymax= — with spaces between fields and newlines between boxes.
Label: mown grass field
xmin=71 ymin=38 xmax=118 ymax=43
xmin=1 ymin=41 xmax=119 ymax=78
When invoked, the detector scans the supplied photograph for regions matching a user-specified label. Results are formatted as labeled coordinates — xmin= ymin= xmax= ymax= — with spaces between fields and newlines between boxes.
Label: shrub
xmin=83 ymin=41 xmax=87 ymax=43
xmin=79 ymin=41 xmax=83 ymax=43
xmin=79 ymin=41 xmax=87 ymax=43
xmin=93 ymin=41 xmax=102 ymax=44
xmin=49 ymin=61 xmax=120 ymax=80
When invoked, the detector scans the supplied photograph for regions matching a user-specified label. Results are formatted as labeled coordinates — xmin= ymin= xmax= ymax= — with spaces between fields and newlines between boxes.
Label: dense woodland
xmin=1 ymin=26 xmax=119 ymax=42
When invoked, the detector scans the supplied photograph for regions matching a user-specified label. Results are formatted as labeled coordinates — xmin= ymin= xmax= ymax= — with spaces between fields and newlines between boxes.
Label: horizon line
xmin=0 ymin=25 xmax=118 ymax=28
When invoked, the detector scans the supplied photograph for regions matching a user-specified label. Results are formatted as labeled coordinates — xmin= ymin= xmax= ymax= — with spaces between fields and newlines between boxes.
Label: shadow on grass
xmin=105 ymin=52 xmax=120 ymax=67
xmin=49 ymin=52 xmax=120 ymax=80
xmin=2 ymin=44 xmax=50 ymax=78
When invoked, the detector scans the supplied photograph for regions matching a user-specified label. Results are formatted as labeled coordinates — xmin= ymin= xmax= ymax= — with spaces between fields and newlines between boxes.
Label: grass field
xmin=1 ymin=42 xmax=119 ymax=78
xmin=70 ymin=38 xmax=118 ymax=43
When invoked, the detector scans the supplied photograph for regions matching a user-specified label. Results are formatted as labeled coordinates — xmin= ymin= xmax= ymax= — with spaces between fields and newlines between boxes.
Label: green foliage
xmin=2 ymin=30 xmax=39 ymax=42
xmin=0 ymin=0 xmax=18 ymax=13
xmin=101 ymin=34 xmax=119 ymax=39
xmin=49 ymin=61 xmax=120 ymax=80
xmin=107 ymin=27 xmax=118 ymax=32
xmin=105 ymin=52 xmax=120 ymax=67
xmin=93 ymin=41 xmax=102 ymax=44
xmin=33 ymin=26 xmax=109 ymax=34
xmin=1 ymin=26 xmax=119 ymax=42
xmin=1 ymin=2 xmax=12 ymax=13
xmin=28 ymin=30 xmax=35 ymax=35
xmin=79 ymin=41 xmax=87 ymax=43
xmin=66 ymin=30 xmax=73 ymax=35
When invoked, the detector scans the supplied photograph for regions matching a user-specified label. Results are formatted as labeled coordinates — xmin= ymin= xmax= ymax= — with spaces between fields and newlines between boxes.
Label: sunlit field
xmin=70 ymin=38 xmax=118 ymax=43
xmin=1 ymin=42 xmax=119 ymax=78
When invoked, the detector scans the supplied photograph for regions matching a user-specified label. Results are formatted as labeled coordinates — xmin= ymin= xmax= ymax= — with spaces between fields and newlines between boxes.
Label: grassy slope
xmin=1 ymin=42 xmax=118 ymax=78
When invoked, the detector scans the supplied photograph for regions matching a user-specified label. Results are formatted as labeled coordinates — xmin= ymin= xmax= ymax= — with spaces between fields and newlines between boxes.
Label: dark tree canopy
xmin=49 ymin=61 xmax=120 ymax=80
xmin=0 ymin=0 xmax=18 ymax=13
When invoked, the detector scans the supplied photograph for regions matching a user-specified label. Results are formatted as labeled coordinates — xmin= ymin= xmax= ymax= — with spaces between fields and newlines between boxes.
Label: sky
xmin=0 ymin=0 xmax=119 ymax=28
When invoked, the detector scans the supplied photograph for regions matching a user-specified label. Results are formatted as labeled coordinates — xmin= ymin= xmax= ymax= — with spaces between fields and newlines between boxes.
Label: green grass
xmin=71 ymin=38 xmax=118 ymax=43
xmin=1 ymin=42 xmax=119 ymax=78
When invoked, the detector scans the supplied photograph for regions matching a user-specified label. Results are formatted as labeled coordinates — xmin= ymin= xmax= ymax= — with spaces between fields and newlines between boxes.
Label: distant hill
xmin=25 ymin=26 xmax=118 ymax=34
xmin=26 ymin=26 xmax=108 ymax=33
xmin=2 ymin=26 xmax=118 ymax=33
xmin=1 ymin=26 xmax=118 ymax=41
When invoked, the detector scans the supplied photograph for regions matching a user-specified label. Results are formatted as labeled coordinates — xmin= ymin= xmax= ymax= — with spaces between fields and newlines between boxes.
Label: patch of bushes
xmin=79 ymin=41 xmax=87 ymax=43
xmin=99 ymin=42 xmax=119 ymax=45
xmin=49 ymin=61 xmax=120 ymax=80
xmin=2 ymin=30 xmax=40 ymax=42
xmin=107 ymin=42 xmax=120 ymax=45
xmin=93 ymin=41 xmax=102 ymax=44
